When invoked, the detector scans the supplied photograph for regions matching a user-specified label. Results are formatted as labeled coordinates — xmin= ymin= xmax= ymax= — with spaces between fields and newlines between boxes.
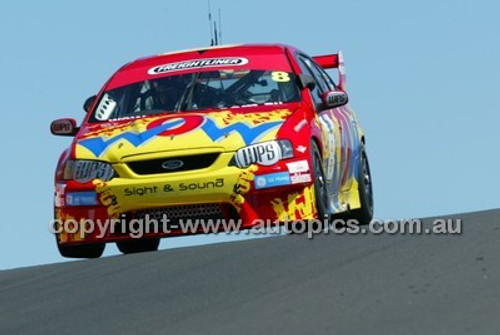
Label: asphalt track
xmin=1 ymin=209 xmax=499 ymax=334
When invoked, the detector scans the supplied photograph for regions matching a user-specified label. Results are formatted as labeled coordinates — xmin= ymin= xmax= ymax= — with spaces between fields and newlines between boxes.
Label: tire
xmin=311 ymin=140 xmax=330 ymax=223
xmin=116 ymin=238 xmax=160 ymax=255
xmin=351 ymin=147 xmax=374 ymax=225
xmin=57 ymin=242 xmax=105 ymax=259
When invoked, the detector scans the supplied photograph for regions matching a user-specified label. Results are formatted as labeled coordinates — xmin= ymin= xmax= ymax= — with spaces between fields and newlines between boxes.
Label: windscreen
xmin=90 ymin=69 xmax=300 ymax=122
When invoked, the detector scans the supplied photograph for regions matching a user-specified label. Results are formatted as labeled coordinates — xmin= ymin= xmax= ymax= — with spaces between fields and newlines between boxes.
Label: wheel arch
xmin=310 ymin=135 xmax=323 ymax=157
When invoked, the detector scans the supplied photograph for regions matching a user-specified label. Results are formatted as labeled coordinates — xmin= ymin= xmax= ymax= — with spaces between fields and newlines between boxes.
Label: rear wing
xmin=313 ymin=51 xmax=347 ymax=91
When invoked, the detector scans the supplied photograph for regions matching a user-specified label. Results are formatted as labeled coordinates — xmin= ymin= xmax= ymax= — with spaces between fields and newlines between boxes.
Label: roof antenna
xmin=218 ymin=8 xmax=222 ymax=45
xmin=208 ymin=0 xmax=215 ymax=46
xmin=213 ymin=20 xmax=219 ymax=46
xmin=208 ymin=1 xmax=223 ymax=46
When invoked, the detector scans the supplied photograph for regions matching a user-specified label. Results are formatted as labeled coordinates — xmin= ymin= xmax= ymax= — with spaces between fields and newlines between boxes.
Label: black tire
xmin=57 ymin=242 xmax=105 ymax=259
xmin=116 ymin=238 xmax=160 ymax=255
xmin=311 ymin=140 xmax=330 ymax=223
xmin=351 ymin=147 xmax=374 ymax=225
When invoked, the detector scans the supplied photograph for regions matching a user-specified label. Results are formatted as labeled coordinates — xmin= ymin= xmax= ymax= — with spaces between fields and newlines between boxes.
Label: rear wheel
xmin=57 ymin=241 xmax=105 ymax=259
xmin=351 ymin=147 xmax=374 ymax=224
xmin=116 ymin=238 xmax=160 ymax=255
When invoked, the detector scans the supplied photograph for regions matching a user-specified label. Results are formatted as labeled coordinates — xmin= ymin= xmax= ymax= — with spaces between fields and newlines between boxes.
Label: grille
xmin=136 ymin=204 xmax=223 ymax=221
xmin=127 ymin=153 xmax=219 ymax=175
xmin=114 ymin=204 xmax=239 ymax=235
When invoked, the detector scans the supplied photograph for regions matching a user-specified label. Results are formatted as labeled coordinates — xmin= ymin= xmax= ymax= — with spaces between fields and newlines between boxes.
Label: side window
xmin=313 ymin=62 xmax=337 ymax=91
xmin=297 ymin=56 xmax=323 ymax=106
xmin=302 ymin=56 xmax=330 ymax=92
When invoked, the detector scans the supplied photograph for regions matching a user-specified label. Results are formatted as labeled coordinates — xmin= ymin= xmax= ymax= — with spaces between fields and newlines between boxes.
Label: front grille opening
xmin=137 ymin=203 xmax=224 ymax=221
xmin=114 ymin=203 xmax=239 ymax=235
xmin=127 ymin=153 xmax=219 ymax=175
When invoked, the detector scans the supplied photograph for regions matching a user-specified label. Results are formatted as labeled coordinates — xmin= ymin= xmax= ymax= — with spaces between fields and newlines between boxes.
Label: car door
xmin=311 ymin=60 xmax=360 ymax=193
xmin=296 ymin=55 xmax=340 ymax=196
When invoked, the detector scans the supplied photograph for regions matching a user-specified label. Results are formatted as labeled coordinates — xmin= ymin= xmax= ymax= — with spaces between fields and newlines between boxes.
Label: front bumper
xmin=54 ymin=152 xmax=317 ymax=244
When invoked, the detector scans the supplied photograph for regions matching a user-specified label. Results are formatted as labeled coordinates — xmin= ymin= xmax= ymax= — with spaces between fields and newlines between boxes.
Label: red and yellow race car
xmin=51 ymin=44 xmax=373 ymax=258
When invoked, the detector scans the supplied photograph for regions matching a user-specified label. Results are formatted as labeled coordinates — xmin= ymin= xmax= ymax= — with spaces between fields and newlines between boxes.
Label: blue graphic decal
xmin=78 ymin=116 xmax=283 ymax=157
xmin=79 ymin=119 xmax=185 ymax=157
xmin=201 ymin=119 xmax=282 ymax=145
xmin=254 ymin=172 xmax=291 ymax=190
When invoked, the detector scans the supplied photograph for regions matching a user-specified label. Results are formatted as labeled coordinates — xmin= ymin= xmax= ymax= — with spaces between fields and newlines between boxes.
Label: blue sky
xmin=0 ymin=0 xmax=498 ymax=270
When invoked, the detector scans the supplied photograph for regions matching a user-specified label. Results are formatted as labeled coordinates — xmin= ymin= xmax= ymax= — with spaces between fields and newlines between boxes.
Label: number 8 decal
xmin=271 ymin=71 xmax=290 ymax=83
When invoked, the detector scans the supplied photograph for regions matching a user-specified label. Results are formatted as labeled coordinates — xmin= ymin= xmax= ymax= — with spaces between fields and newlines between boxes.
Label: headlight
xmin=63 ymin=160 xmax=115 ymax=183
xmin=234 ymin=140 xmax=294 ymax=168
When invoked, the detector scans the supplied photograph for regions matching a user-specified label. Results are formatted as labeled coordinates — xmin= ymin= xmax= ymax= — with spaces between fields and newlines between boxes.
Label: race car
xmin=50 ymin=44 xmax=374 ymax=258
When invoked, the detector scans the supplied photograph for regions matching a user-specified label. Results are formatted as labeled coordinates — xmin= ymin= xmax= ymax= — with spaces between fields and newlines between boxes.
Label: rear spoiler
xmin=313 ymin=51 xmax=347 ymax=91
xmin=313 ymin=54 xmax=339 ymax=69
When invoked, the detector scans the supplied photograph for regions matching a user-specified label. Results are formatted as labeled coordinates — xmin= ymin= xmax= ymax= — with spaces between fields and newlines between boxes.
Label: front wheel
xmin=311 ymin=141 xmax=330 ymax=223
xmin=351 ymin=147 xmax=374 ymax=224
xmin=57 ymin=241 xmax=105 ymax=259
xmin=116 ymin=238 xmax=160 ymax=255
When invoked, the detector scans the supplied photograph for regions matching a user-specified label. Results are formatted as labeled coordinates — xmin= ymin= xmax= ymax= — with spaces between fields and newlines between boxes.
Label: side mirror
xmin=297 ymin=74 xmax=316 ymax=90
xmin=50 ymin=118 xmax=79 ymax=136
xmin=83 ymin=95 xmax=96 ymax=113
xmin=322 ymin=90 xmax=349 ymax=109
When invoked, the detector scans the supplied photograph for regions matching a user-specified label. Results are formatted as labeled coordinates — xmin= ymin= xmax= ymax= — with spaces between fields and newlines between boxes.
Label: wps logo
xmin=78 ymin=115 xmax=283 ymax=157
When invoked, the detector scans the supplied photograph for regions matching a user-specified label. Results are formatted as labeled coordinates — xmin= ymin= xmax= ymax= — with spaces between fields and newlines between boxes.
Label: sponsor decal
xmin=67 ymin=160 xmax=115 ymax=183
xmin=65 ymin=192 xmax=98 ymax=206
xmin=290 ymin=173 xmax=312 ymax=184
xmin=78 ymin=115 xmax=283 ymax=157
xmin=325 ymin=91 xmax=348 ymax=106
xmin=254 ymin=172 xmax=291 ymax=190
xmin=148 ymin=57 xmax=249 ymax=75
xmin=179 ymin=179 xmax=224 ymax=191
xmin=123 ymin=179 xmax=224 ymax=196
xmin=286 ymin=160 xmax=309 ymax=174
xmin=51 ymin=119 xmax=76 ymax=135
xmin=235 ymin=141 xmax=280 ymax=168
xmin=124 ymin=186 xmax=159 ymax=197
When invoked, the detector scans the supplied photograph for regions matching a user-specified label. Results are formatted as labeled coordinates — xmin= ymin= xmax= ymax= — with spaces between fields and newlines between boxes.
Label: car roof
xmin=122 ymin=43 xmax=296 ymax=71
xmin=104 ymin=43 xmax=301 ymax=90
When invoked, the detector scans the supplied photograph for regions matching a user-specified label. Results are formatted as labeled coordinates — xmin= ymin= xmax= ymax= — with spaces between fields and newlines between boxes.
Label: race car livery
xmin=51 ymin=44 xmax=374 ymax=258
